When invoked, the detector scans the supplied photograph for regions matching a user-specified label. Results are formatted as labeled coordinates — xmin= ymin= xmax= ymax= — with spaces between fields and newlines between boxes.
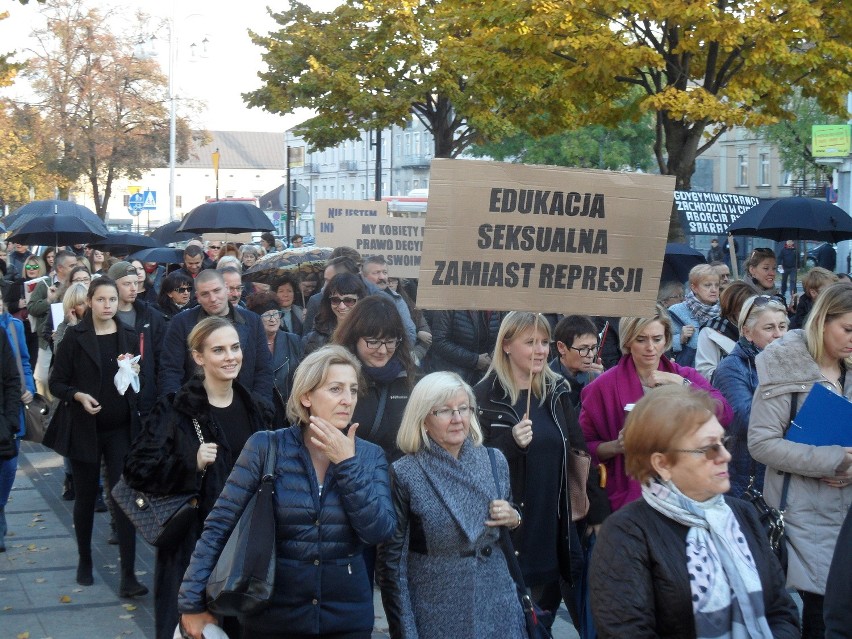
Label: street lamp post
xmin=212 ymin=148 xmax=220 ymax=200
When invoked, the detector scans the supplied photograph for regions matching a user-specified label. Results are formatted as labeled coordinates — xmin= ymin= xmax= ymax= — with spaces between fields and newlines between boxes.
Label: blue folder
xmin=786 ymin=383 xmax=852 ymax=447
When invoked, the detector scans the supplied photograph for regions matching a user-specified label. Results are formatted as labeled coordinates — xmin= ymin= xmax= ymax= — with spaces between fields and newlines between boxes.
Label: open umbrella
xmin=89 ymin=232 xmax=163 ymax=254
xmin=727 ymin=197 xmax=852 ymax=242
xmin=6 ymin=215 xmax=107 ymax=247
xmin=149 ymin=220 xmax=197 ymax=245
xmin=127 ymin=247 xmax=184 ymax=264
xmin=177 ymin=200 xmax=275 ymax=234
xmin=662 ymin=242 xmax=706 ymax=283
xmin=2 ymin=199 xmax=108 ymax=235
xmin=243 ymin=246 xmax=333 ymax=285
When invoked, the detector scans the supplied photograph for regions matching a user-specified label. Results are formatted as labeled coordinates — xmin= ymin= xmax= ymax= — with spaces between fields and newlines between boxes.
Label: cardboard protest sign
xmin=314 ymin=199 xmax=425 ymax=278
xmin=417 ymin=159 xmax=675 ymax=316
xmin=674 ymin=191 xmax=760 ymax=235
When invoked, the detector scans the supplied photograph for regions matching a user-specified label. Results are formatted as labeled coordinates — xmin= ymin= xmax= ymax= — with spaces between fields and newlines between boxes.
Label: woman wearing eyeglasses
xmin=156 ymin=272 xmax=194 ymax=320
xmin=551 ymin=314 xmax=604 ymax=412
xmin=712 ymin=295 xmax=788 ymax=498
xmin=246 ymin=292 xmax=303 ymax=425
xmin=580 ymin=307 xmax=733 ymax=512
xmin=749 ymin=282 xmax=852 ymax=639
xmin=377 ymin=371 xmax=527 ymax=639
xmin=302 ymin=273 xmax=367 ymax=356
xmin=474 ymin=312 xmax=609 ymax=632
xmin=590 ymin=385 xmax=799 ymax=639
xmin=745 ymin=247 xmax=785 ymax=304
xmin=333 ymin=295 xmax=418 ymax=464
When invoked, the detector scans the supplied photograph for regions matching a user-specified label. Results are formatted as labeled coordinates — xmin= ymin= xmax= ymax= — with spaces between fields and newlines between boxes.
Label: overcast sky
xmin=0 ymin=0 xmax=341 ymax=132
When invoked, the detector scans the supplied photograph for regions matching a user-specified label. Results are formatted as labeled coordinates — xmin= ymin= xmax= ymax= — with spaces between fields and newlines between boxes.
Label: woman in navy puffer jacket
xmin=178 ymin=345 xmax=396 ymax=639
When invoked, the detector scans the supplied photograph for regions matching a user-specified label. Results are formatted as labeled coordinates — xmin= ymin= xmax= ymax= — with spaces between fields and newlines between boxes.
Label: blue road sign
xmin=142 ymin=190 xmax=157 ymax=210
xmin=128 ymin=192 xmax=145 ymax=212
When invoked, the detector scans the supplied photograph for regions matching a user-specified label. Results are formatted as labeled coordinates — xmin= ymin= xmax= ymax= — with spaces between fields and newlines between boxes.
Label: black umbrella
xmin=2 ymin=199 xmax=108 ymax=235
xmin=149 ymin=220 xmax=198 ymax=245
xmin=90 ymin=232 xmax=163 ymax=253
xmin=177 ymin=200 xmax=275 ymax=234
xmin=6 ymin=215 xmax=107 ymax=247
xmin=128 ymin=247 xmax=184 ymax=264
xmin=662 ymin=242 xmax=706 ymax=283
xmin=727 ymin=197 xmax=852 ymax=242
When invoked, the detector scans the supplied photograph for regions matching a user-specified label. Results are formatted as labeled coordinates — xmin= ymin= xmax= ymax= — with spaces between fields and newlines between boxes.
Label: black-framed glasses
xmin=363 ymin=337 xmax=402 ymax=351
xmin=568 ymin=344 xmax=599 ymax=357
xmin=208 ymin=245 xmax=222 ymax=250
xmin=260 ymin=311 xmax=282 ymax=321
xmin=672 ymin=435 xmax=732 ymax=461
xmin=430 ymin=405 xmax=471 ymax=420
xmin=329 ymin=295 xmax=358 ymax=307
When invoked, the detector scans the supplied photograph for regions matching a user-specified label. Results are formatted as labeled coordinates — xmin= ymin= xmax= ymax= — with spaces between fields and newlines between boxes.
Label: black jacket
xmin=270 ymin=329 xmax=303 ymax=425
xmin=590 ymin=497 xmax=800 ymax=639
xmin=426 ymin=310 xmax=503 ymax=384
xmin=123 ymin=377 xmax=272 ymax=516
xmin=0 ymin=329 xmax=22 ymax=458
xmin=474 ymin=373 xmax=610 ymax=581
xmin=351 ymin=371 xmax=414 ymax=464
xmin=825 ymin=505 xmax=852 ymax=638
xmin=48 ymin=317 xmax=140 ymax=463
xmin=127 ymin=299 xmax=167 ymax=416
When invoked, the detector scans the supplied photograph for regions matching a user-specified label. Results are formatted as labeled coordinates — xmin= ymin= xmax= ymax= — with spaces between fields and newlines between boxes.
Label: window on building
xmin=412 ymin=179 xmax=420 ymax=190
xmin=404 ymin=133 xmax=411 ymax=156
xmin=330 ymin=185 xmax=335 ymax=198
xmin=322 ymin=185 xmax=327 ymax=198
xmin=360 ymin=184 xmax=366 ymax=199
xmin=737 ymin=153 xmax=748 ymax=187
xmin=413 ymin=132 xmax=421 ymax=155
xmin=176 ymin=196 xmax=182 ymax=209
xmin=781 ymin=170 xmax=792 ymax=186
xmin=395 ymin=135 xmax=402 ymax=157
xmin=123 ymin=194 xmax=130 ymax=206
xmin=759 ymin=152 xmax=770 ymax=186
xmin=422 ymin=179 xmax=428 ymax=190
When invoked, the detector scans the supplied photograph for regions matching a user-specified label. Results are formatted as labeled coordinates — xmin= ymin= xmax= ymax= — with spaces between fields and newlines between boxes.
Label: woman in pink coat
xmin=579 ymin=305 xmax=732 ymax=511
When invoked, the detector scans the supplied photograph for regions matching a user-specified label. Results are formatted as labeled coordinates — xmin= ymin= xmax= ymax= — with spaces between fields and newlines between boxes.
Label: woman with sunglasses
xmin=749 ymin=282 xmax=852 ymax=639
xmin=712 ymin=295 xmax=788 ymax=498
xmin=333 ymin=295 xmax=418 ymax=464
xmin=6 ymin=255 xmax=47 ymax=368
xmin=745 ymin=247 xmax=785 ymax=304
xmin=246 ymin=292 xmax=303 ymax=424
xmin=156 ymin=272 xmax=194 ymax=320
xmin=475 ymin=312 xmax=609 ymax=633
xmin=302 ymin=273 xmax=367 ymax=356
xmin=580 ymin=306 xmax=733 ymax=512
xmin=590 ymin=385 xmax=799 ymax=639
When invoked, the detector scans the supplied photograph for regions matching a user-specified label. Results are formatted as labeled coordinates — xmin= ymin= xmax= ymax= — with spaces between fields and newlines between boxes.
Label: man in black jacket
xmin=776 ymin=239 xmax=798 ymax=302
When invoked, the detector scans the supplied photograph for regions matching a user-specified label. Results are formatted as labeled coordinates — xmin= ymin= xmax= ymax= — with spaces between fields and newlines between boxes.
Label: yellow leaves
xmin=59 ymin=595 xmax=71 ymax=604
xmin=17 ymin=633 xmax=29 ymax=639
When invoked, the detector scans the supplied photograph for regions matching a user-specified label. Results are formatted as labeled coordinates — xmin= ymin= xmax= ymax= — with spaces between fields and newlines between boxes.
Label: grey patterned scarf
xmin=684 ymin=288 xmax=721 ymax=325
xmin=643 ymin=480 xmax=773 ymax=639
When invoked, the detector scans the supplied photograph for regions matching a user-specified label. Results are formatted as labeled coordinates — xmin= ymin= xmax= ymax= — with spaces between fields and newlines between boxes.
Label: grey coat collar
xmin=755 ymin=330 xmax=820 ymax=393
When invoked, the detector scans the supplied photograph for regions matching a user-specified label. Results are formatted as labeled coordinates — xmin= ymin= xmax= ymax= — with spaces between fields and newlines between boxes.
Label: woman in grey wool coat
xmin=376 ymin=371 xmax=526 ymax=639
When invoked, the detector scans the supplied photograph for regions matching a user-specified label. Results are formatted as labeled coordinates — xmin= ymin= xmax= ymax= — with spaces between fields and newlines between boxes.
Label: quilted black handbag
xmin=111 ymin=417 xmax=205 ymax=548
xmin=741 ymin=474 xmax=789 ymax=572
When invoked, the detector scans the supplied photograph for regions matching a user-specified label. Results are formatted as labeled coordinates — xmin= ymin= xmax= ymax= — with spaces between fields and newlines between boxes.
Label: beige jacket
xmin=749 ymin=329 xmax=852 ymax=594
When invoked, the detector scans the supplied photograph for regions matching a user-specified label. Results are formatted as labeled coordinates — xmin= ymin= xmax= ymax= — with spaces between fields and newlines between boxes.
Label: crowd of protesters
xmin=1 ymin=233 xmax=851 ymax=639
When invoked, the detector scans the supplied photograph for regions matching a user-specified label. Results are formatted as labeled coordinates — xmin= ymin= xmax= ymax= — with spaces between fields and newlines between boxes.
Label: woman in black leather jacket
xmin=474 ymin=312 xmax=609 ymax=632
xmin=123 ymin=316 xmax=271 ymax=639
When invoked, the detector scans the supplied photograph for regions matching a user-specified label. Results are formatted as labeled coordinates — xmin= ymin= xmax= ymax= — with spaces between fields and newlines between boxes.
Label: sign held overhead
xmin=417 ymin=159 xmax=675 ymax=317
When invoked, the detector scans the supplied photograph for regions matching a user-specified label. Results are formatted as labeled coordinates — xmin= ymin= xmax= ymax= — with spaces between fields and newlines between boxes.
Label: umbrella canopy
xmin=727 ymin=197 xmax=852 ymax=242
xmin=662 ymin=242 xmax=706 ymax=283
xmin=243 ymin=246 xmax=333 ymax=285
xmin=149 ymin=220 xmax=197 ymax=245
xmin=6 ymin=215 xmax=107 ymax=247
xmin=177 ymin=200 xmax=275 ymax=234
xmin=2 ymin=199 xmax=108 ymax=235
xmin=127 ymin=247 xmax=184 ymax=264
xmin=89 ymin=232 xmax=163 ymax=254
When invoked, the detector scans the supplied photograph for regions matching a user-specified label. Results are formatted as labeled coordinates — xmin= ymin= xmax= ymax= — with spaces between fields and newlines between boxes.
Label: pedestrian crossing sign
xmin=142 ymin=190 xmax=157 ymax=210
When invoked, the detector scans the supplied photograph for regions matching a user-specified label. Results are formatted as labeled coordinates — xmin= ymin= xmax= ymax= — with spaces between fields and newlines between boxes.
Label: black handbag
xmin=41 ymin=400 xmax=73 ymax=458
xmin=486 ymin=448 xmax=554 ymax=639
xmin=206 ymin=430 xmax=278 ymax=617
xmin=112 ymin=478 xmax=199 ymax=548
xmin=110 ymin=417 xmax=205 ymax=548
xmin=742 ymin=473 xmax=789 ymax=572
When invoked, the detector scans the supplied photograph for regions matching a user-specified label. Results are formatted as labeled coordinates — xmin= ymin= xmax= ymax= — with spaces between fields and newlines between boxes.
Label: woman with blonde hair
xmin=667 ymin=263 xmax=721 ymax=367
xmin=590 ymin=386 xmax=799 ymax=638
xmin=749 ymin=281 xmax=852 ymax=638
xmin=474 ymin=311 xmax=609 ymax=631
xmin=580 ymin=305 xmax=732 ymax=511
xmin=377 ymin=371 xmax=526 ymax=639
xmin=790 ymin=266 xmax=838 ymax=329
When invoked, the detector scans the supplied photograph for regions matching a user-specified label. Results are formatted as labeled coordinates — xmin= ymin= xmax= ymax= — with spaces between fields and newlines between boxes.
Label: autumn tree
xmin=453 ymin=0 xmax=852 ymax=239
xmin=245 ymin=0 xmax=518 ymax=158
xmin=23 ymin=0 xmax=193 ymax=220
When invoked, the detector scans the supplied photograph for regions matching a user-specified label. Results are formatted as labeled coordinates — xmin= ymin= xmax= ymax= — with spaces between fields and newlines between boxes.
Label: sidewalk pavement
xmin=2 ymin=443 xmax=577 ymax=639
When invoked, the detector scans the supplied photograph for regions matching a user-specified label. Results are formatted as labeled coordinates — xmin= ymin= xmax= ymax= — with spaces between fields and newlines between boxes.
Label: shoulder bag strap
xmin=262 ymin=430 xmax=277 ymax=477
xmin=777 ymin=393 xmax=798 ymax=510
xmin=359 ymin=384 xmax=389 ymax=442
xmin=6 ymin=323 xmax=27 ymax=394
xmin=486 ymin=447 xmax=529 ymax=593
xmin=191 ymin=418 xmax=205 ymax=445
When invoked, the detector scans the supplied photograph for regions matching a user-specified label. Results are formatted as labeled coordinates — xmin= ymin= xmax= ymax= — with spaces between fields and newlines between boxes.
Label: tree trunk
xmin=660 ymin=113 xmax=707 ymax=242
